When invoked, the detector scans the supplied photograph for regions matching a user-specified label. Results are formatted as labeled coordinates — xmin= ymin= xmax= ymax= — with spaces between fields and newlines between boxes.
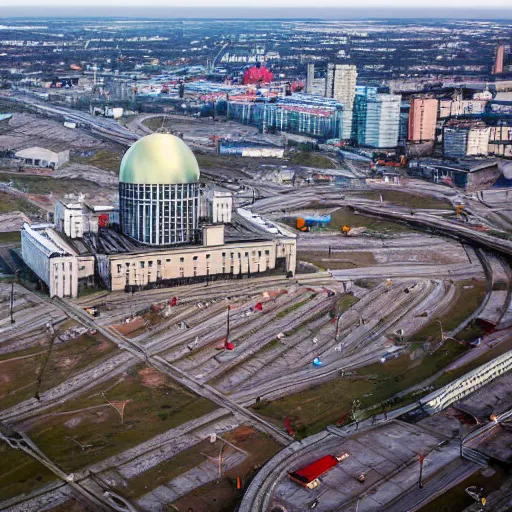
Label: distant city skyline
xmin=1 ymin=4 xmax=512 ymax=19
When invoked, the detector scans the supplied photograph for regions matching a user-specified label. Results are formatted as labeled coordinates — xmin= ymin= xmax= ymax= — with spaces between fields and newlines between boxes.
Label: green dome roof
xmin=119 ymin=133 xmax=200 ymax=185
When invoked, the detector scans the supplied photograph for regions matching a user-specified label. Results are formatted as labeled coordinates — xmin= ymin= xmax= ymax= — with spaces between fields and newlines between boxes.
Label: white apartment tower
xmin=325 ymin=63 xmax=358 ymax=140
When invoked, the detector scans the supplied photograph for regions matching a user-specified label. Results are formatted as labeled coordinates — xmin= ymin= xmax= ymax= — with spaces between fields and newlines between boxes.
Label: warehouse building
xmin=22 ymin=134 xmax=296 ymax=298
xmin=409 ymin=158 xmax=501 ymax=192
xmin=15 ymin=146 xmax=69 ymax=169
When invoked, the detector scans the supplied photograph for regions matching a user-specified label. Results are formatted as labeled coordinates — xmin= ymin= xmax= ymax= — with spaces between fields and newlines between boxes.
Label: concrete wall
xmin=108 ymin=238 xmax=296 ymax=291
xmin=49 ymin=257 xmax=78 ymax=298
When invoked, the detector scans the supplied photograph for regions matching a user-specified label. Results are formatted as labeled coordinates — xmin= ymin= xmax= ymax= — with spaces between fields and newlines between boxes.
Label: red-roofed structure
xmin=288 ymin=454 xmax=348 ymax=489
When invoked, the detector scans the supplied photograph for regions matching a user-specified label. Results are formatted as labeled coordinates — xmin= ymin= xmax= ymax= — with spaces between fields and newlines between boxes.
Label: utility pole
xmin=10 ymin=268 xmax=20 ymax=324
xmin=10 ymin=278 xmax=15 ymax=324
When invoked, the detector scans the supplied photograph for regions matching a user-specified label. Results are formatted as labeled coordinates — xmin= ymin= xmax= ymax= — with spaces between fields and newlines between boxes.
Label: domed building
xmin=119 ymin=134 xmax=201 ymax=246
xmin=21 ymin=134 xmax=296 ymax=298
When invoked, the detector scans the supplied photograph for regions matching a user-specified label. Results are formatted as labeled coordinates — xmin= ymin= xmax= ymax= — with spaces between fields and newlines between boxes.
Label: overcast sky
xmin=0 ymin=1 xmax=512 ymax=18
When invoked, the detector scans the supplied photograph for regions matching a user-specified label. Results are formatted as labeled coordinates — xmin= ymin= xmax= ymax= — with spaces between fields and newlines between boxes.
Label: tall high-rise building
xmin=408 ymin=98 xmax=438 ymax=142
xmin=325 ymin=63 xmax=357 ymax=139
xmin=493 ymin=44 xmax=505 ymax=75
xmin=306 ymin=63 xmax=315 ymax=94
xmin=353 ymin=88 xmax=401 ymax=148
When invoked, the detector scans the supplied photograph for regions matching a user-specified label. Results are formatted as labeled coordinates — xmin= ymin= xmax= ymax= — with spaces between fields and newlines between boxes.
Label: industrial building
xmin=21 ymin=134 xmax=296 ymax=298
xmin=353 ymin=87 xmax=401 ymax=148
xmin=443 ymin=120 xmax=490 ymax=158
xmin=325 ymin=63 xmax=357 ymax=140
xmin=14 ymin=146 xmax=69 ymax=169
xmin=409 ymin=158 xmax=501 ymax=192
xmin=408 ymin=98 xmax=438 ymax=142
xmin=218 ymin=140 xmax=284 ymax=158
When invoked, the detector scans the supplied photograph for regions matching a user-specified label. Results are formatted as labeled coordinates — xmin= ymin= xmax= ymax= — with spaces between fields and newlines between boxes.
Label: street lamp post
xmin=418 ymin=453 xmax=426 ymax=489
xmin=10 ymin=269 xmax=21 ymax=324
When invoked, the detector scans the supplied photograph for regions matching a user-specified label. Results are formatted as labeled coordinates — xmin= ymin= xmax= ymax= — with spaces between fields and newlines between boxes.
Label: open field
xmin=297 ymin=250 xmax=377 ymax=270
xmin=328 ymin=207 xmax=416 ymax=234
xmin=0 ymin=445 xmax=55 ymax=502
xmin=70 ymin=149 xmax=123 ymax=174
xmin=0 ymin=323 xmax=118 ymax=410
xmin=169 ymin=426 xmax=282 ymax=512
xmin=253 ymin=338 xmax=469 ymax=438
xmin=22 ymin=364 xmax=217 ymax=472
xmin=0 ymin=231 xmax=21 ymax=243
xmin=0 ymin=172 xmax=105 ymax=197
xmin=345 ymin=189 xmax=452 ymax=210
xmin=289 ymin=151 xmax=337 ymax=169
xmin=411 ymin=279 xmax=487 ymax=342
xmin=0 ymin=190 xmax=39 ymax=215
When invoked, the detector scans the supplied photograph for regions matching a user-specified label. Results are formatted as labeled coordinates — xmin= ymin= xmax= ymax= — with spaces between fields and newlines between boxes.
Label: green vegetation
xmin=488 ymin=229 xmax=512 ymax=241
xmin=411 ymin=279 xmax=487 ymax=342
xmin=289 ymin=151 xmax=337 ymax=169
xmin=254 ymin=338 xmax=468 ymax=438
xmin=421 ymin=466 xmax=507 ymax=512
xmin=28 ymin=365 xmax=217 ymax=472
xmin=0 ymin=327 xmax=118 ymax=409
xmin=0 ymin=172 xmax=103 ymax=196
xmin=328 ymin=207 xmax=415 ymax=234
xmin=118 ymin=438 xmax=215 ymax=498
xmin=337 ymin=294 xmax=360 ymax=312
xmin=0 ymin=446 xmax=55 ymax=502
xmin=434 ymin=335 xmax=512 ymax=388
xmin=0 ymin=231 xmax=21 ymax=243
xmin=297 ymin=250 xmax=376 ymax=271
xmin=346 ymin=190 xmax=451 ymax=210
xmin=0 ymin=191 xmax=39 ymax=215
xmin=142 ymin=116 xmax=174 ymax=132
xmin=71 ymin=149 xmax=122 ymax=173
xmin=171 ymin=426 xmax=281 ymax=512
xmin=275 ymin=296 xmax=314 ymax=318
xmin=194 ymin=152 xmax=244 ymax=170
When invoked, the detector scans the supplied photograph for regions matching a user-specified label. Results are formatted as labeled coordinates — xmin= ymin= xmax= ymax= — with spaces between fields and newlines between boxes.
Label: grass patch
xmin=0 ymin=329 xmax=118 ymax=410
xmin=411 ymin=279 xmax=487 ymax=342
xmin=434 ymin=335 xmax=512 ymax=388
xmin=254 ymin=339 xmax=468 ymax=438
xmin=0 ymin=445 xmax=55 ymax=502
xmin=275 ymin=296 xmax=313 ymax=319
xmin=328 ymin=207 xmax=415 ymax=234
xmin=142 ymin=116 xmax=174 ymax=132
xmin=289 ymin=151 xmax=336 ymax=169
xmin=346 ymin=190 xmax=451 ymax=210
xmin=337 ymin=294 xmax=360 ymax=312
xmin=0 ymin=231 xmax=21 ymax=243
xmin=0 ymin=191 xmax=39 ymax=215
xmin=71 ymin=149 xmax=122 ymax=173
xmin=171 ymin=426 xmax=281 ymax=512
xmin=0 ymin=172 xmax=103 ymax=196
xmin=488 ymin=229 xmax=512 ymax=241
xmin=27 ymin=364 xmax=217 ymax=472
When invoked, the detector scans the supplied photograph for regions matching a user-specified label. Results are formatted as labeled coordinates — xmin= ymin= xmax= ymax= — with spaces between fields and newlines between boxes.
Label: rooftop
xmin=119 ymin=133 xmax=200 ymax=185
